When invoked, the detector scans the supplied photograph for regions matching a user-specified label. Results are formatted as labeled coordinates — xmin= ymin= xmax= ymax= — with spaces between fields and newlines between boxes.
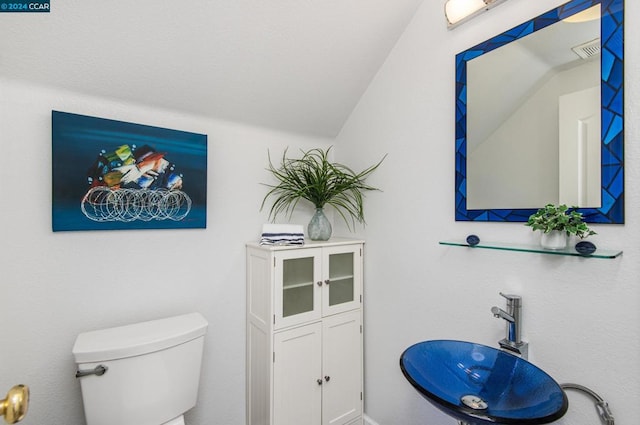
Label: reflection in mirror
xmin=455 ymin=0 xmax=624 ymax=223
xmin=467 ymin=6 xmax=600 ymax=209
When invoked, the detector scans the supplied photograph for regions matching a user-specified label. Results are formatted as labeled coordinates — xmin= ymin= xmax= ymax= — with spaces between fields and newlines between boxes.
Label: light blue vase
xmin=308 ymin=208 xmax=332 ymax=241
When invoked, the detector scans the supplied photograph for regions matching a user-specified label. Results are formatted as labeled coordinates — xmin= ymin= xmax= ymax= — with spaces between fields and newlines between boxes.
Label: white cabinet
xmin=246 ymin=238 xmax=364 ymax=425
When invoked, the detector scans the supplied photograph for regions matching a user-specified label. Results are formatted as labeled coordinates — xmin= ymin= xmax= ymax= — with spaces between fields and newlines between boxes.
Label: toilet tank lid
xmin=72 ymin=312 xmax=208 ymax=363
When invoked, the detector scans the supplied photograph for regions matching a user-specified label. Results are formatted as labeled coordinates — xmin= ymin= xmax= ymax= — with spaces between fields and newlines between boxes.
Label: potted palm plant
xmin=525 ymin=204 xmax=596 ymax=249
xmin=261 ymin=147 xmax=385 ymax=241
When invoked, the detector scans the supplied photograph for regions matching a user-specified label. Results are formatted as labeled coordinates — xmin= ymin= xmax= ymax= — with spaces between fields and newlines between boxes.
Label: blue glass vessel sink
xmin=400 ymin=340 xmax=568 ymax=424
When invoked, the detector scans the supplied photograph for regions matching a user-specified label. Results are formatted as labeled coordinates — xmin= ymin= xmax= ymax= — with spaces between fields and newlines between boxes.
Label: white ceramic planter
xmin=540 ymin=230 xmax=568 ymax=250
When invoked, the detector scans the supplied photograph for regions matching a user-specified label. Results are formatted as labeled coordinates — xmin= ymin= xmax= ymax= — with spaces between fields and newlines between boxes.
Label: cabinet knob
xmin=317 ymin=379 xmax=323 ymax=386
xmin=324 ymin=279 xmax=330 ymax=285
xmin=316 ymin=281 xmax=323 ymax=287
xmin=324 ymin=376 xmax=331 ymax=382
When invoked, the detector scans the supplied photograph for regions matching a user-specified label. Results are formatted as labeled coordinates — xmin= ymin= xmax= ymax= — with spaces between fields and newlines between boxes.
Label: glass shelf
xmin=439 ymin=240 xmax=622 ymax=259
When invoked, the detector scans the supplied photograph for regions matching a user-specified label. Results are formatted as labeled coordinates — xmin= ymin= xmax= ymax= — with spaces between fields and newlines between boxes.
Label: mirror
xmin=468 ymin=6 xmax=601 ymax=210
xmin=455 ymin=0 xmax=624 ymax=223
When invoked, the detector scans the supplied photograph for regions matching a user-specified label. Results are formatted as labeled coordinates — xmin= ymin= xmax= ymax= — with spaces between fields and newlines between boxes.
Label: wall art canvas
xmin=52 ymin=111 xmax=207 ymax=231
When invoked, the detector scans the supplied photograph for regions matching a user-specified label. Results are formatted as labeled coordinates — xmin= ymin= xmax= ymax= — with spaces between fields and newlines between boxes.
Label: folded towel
xmin=260 ymin=224 xmax=305 ymax=246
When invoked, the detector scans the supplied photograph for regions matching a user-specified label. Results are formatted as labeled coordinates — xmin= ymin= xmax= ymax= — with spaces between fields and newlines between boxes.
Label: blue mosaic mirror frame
xmin=455 ymin=0 xmax=624 ymax=223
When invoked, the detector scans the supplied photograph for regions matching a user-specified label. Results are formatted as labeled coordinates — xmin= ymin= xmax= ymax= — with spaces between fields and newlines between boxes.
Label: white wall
xmin=336 ymin=1 xmax=639 ymax=424
xmin=0 ymin=77 xmax=332 ymax=425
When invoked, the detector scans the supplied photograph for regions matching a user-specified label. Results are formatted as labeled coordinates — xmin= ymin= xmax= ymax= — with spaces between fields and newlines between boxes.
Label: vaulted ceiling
xmin=0 ymin=0 xmax=425 ymax=136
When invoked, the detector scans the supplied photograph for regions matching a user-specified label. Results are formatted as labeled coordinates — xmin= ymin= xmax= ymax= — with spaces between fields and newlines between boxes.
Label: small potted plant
xmin=525 ymin=204 xmax=596 ymax=249
xmin=261 ymin=146 xmax=385 ymax=241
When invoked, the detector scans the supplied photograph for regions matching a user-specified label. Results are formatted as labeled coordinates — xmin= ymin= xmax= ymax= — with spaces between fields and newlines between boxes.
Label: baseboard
xmin=363 ymin=413 xmax=381 ymax=425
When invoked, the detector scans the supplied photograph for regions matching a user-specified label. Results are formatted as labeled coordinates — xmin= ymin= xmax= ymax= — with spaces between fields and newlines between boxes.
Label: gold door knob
xmin=0 ymin=385 xmax=29 ymax=424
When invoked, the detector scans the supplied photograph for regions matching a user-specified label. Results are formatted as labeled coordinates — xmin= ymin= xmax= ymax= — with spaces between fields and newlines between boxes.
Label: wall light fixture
xmin=445 ymin=0 xmax=508 ymax=29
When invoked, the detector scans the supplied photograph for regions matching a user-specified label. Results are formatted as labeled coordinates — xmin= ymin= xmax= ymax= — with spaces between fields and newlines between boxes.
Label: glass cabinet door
xmin=323 ymin=245 xmax=362 ymax=316
xmin=275 ymin=248 xmax=322 ymax=329
xmin=283 ymin=256 xmax=315 ymax=317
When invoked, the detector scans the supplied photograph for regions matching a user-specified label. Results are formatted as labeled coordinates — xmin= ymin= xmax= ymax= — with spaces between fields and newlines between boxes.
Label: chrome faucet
xmin=492 ymin=292 xmax=528 ymax=359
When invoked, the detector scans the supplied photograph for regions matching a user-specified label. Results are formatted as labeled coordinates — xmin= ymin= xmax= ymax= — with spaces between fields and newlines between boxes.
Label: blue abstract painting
xmin=52 ymin=111 xmax=207 ymax=231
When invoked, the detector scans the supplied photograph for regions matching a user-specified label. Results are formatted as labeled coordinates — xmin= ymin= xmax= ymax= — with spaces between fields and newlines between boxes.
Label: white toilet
xmin=72 ymin=312 xmax=208 ymax=425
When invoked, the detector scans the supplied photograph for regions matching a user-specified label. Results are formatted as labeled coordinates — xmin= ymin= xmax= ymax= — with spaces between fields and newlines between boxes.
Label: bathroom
xmin=0 ymin=0 xmax=638 ymax=424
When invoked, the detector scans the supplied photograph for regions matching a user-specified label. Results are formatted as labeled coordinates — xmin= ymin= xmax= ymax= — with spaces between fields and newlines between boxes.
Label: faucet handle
xmin=499 ymin=292 xmax=521 ymax=307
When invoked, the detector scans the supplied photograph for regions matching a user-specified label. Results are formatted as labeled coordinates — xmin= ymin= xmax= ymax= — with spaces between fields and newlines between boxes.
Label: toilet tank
xmin=72 ymin=313 xmax=208 ymax=425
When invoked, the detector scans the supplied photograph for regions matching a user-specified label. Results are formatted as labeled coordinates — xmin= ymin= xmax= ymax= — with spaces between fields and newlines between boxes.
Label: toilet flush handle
xmin=75 ymin=364 xmax=108 ymax=378
xmin=0 ymin=385 xmax=29 ymax=424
